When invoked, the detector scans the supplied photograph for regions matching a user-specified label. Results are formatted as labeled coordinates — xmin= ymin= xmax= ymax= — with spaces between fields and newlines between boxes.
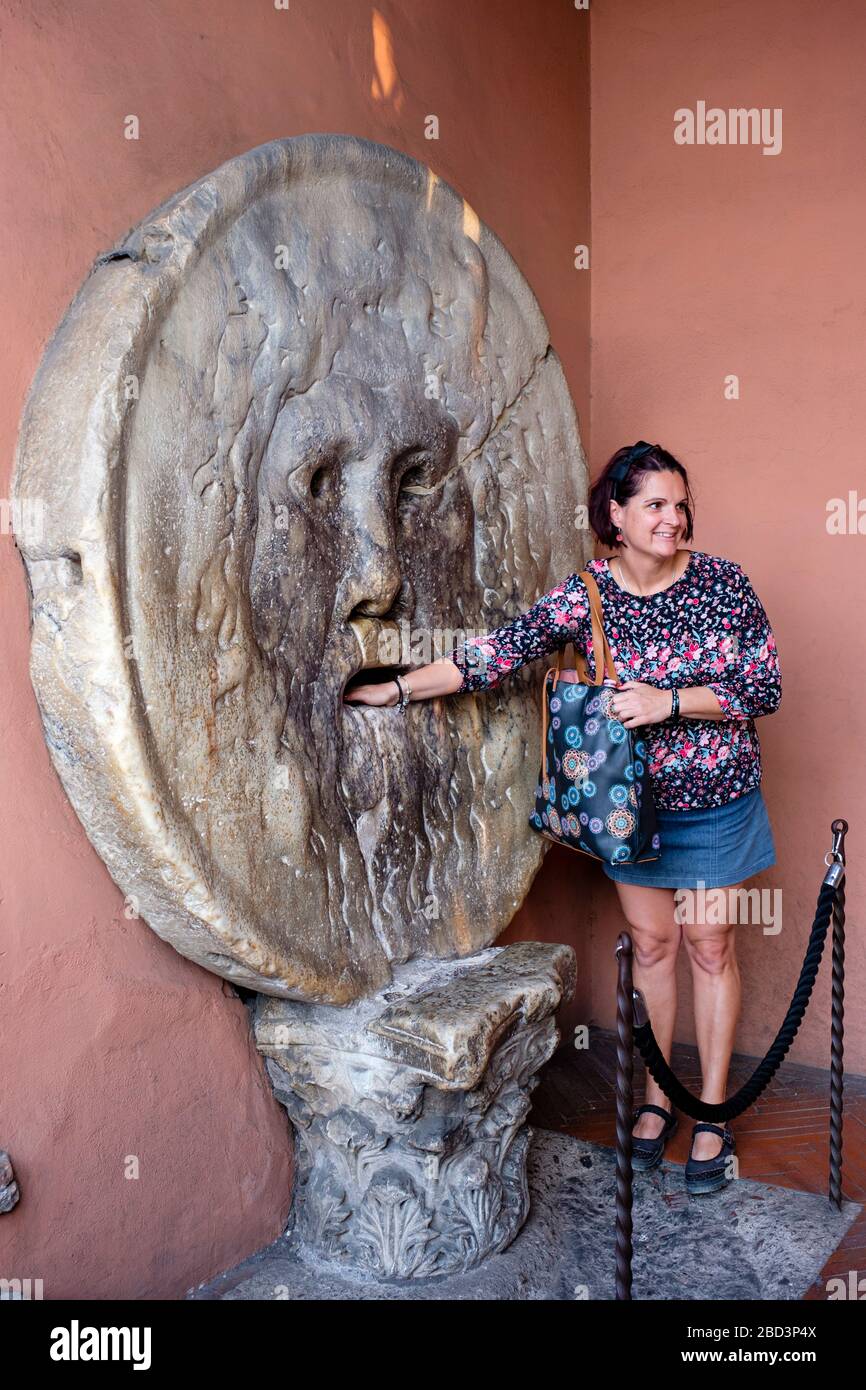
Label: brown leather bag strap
xmin=552 ymin=569 xmax=617 ymax=685
xmin=584 ymin=570 xmax=619 ymax=682
xmin=541 ymin=664 xmax=550 ymax=780
xmin=541 ymin=569 xmax=619 ymax=779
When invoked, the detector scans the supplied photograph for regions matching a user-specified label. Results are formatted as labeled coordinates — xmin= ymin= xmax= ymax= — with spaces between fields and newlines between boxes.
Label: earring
xmin=616 ymin=531 xmax=623 ymax=542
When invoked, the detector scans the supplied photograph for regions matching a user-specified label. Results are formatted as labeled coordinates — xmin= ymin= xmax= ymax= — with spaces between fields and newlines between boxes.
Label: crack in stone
xmin=411 ymin=343 xmax=553 ymax=498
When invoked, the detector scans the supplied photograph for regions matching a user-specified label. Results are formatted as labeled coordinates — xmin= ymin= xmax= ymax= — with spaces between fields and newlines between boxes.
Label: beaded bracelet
xmin=394 ymin=674 xmax=412 ymax=713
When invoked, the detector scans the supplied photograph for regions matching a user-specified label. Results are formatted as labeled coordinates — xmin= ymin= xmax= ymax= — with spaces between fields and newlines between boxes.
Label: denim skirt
xmin=601 ymin=786 xmax=776 ymax=890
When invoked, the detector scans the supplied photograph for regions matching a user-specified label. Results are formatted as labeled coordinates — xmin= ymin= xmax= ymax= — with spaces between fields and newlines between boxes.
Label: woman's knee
xmin=626 ymin=919 xmax=681 ymax=969
xmin=615 ymin=886 xmax=681 ymax=968
xmin=682 ymin=924 xmax=738 ymax=975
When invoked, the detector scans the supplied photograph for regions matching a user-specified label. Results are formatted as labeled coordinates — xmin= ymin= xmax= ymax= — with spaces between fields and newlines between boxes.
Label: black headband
xmin=610 ymin=440 xmax=655 ymax=498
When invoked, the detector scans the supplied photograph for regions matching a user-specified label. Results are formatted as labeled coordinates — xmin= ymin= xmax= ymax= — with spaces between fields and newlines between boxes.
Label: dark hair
xmin=589 ymin=441 xmax=695 ymax=548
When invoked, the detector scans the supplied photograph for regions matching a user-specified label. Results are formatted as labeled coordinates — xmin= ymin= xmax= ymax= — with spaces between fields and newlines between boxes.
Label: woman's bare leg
xmin=681 ymin=884 xmax=742 ymax=1160
xmin=612 ymin=882 xmax=682 ymax=1140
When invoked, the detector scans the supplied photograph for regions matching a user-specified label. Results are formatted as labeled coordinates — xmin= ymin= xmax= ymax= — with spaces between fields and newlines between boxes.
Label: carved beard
xmin=267 ymin=626 xmax=465 ymax=966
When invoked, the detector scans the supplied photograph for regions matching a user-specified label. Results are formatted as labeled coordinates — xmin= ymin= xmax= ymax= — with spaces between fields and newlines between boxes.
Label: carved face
xmin=13 ymin=136 xmax=587 ymax=1002
xmin=243 ymin=313 xmax=483 ymax=978
xmin=250 ymin=329 xmax=463 ymax=753
xmin=249 ymin=354 xmax=462 ymax=684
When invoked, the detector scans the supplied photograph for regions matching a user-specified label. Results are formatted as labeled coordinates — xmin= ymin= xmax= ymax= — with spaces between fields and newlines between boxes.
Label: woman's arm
xmin=442 ymin=572 xmax=591 ymax=695
xmin=611 ymin=682 xmax=727 ymax=728
xmin=343 ymin=655 xmax=463 ymax=707
xmin=704 ymin=564 xmax=782 ymax=719
xmin=343 ymin=572 xmax=591 ymax=706
xmin=610 ymin=563 xmax=781 ymax=729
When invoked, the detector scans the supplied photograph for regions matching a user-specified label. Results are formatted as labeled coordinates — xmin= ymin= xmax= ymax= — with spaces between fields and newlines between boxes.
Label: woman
xmin=343 ymin=441 xmax=782 ymax=1196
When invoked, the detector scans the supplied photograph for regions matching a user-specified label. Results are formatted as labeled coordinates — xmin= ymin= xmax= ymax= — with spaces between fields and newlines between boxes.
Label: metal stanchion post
xmin=614 ymin=932 xmax=635 ymax=1301
xmin=828 ymin=818 xmax=847 ymax=1211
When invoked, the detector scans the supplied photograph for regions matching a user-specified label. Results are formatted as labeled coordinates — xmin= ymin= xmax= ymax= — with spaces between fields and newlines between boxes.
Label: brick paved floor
xmin=529 ymin=1029 xmax=866 ymax=1299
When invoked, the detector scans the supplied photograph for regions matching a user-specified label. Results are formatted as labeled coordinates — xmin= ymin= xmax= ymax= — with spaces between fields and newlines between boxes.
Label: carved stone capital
xmin=255 ymin=942 xmax=576 ymax=1279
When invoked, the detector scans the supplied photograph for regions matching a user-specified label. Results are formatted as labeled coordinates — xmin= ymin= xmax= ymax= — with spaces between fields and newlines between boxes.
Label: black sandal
xmin=685 ymin=1122 xmax=736 ymax=1195
xmin=631 ymin=1103 xmax=678 ymax=1172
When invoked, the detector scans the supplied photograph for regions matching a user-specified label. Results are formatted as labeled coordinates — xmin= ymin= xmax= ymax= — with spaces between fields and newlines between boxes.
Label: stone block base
xmin=254 ymin=941 xmax=576 ymax=1280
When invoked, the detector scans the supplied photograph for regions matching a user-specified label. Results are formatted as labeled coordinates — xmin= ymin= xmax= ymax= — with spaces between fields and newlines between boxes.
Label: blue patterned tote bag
xmin=528 ymin=569 xmax=661 ymax=865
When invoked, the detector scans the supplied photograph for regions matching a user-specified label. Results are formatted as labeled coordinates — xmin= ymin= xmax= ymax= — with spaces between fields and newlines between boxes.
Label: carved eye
xmin=308 ymin=457 xmax=338 ymax=501
xmin=396 ymin=452 xmax=436 ymax=501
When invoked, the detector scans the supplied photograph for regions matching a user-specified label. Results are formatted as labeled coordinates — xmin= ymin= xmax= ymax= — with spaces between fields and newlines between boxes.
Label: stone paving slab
xmin=187 ymin=1128 xmax=861 ymax=1301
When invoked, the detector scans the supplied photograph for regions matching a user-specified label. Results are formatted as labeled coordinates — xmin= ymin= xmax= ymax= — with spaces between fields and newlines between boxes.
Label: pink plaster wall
xmin=8 ymin=0 xmax=854 ymax=1302
xmin=583 ymin=0 xmax=866 ymax=1070
xmin=0 ymin=2 xmax=590 ymax=1297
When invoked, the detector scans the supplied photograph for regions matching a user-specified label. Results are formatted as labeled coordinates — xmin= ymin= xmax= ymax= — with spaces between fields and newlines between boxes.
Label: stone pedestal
xmin=254 ymin=941 xmax=576 ymax=1281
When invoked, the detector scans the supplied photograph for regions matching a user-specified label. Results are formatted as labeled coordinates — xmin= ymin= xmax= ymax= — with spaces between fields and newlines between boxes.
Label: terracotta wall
xmin=6 ymin=0 xmax=857 ymax=1302
xmin=0 ymin=2 xmax=590 ymax=1297
xmin=580 ymin=0 xmax=865 ymax=1070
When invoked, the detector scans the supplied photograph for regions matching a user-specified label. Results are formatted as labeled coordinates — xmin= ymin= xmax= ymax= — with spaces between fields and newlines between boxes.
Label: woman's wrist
xmin=675 ymin=685 xmax=727 ymax=722
xmin=648 ymin=688 xmax=675 ymax=724
xmin=375 ymin=660 xmax=466 ymax=708
xmin=393 ymin=673 xmax=415 ymax=711
xmin=395 ymin=659 xmax=465 ymax=700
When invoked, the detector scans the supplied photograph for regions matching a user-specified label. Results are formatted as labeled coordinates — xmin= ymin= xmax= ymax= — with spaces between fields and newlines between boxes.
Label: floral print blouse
xmin=445 ymin=550 xmax=781 ymax=811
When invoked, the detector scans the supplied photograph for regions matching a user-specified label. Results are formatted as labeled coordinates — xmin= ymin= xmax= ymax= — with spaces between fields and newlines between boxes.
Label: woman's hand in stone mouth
xmin=342 ymin=680 xmax=401 ymax=707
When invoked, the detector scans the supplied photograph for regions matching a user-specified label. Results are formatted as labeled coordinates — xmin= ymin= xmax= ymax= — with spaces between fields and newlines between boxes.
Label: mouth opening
xmin=342 ymin=664 xmax=410 ymax=698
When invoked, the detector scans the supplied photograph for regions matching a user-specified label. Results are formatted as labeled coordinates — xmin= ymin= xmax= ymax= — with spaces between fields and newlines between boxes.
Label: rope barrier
xmin=613 ymin=818 xmax=848 ymax=1300
xmin=632 ymin=877 xmax=838 ymax=1123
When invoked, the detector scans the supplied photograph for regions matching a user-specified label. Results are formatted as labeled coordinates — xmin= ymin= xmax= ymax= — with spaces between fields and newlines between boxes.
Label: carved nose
xmin=342 ymin=531 xmax=411 ymax=626
xmin=344 ymin=552 xmax=412 ymax=624
xmin=339 ymin=455 xmax=418 ymax=645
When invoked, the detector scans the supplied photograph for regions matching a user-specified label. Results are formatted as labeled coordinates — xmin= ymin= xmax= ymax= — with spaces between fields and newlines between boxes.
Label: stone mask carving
xmin=13 ymin=135 xmax=588 ymax=1003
